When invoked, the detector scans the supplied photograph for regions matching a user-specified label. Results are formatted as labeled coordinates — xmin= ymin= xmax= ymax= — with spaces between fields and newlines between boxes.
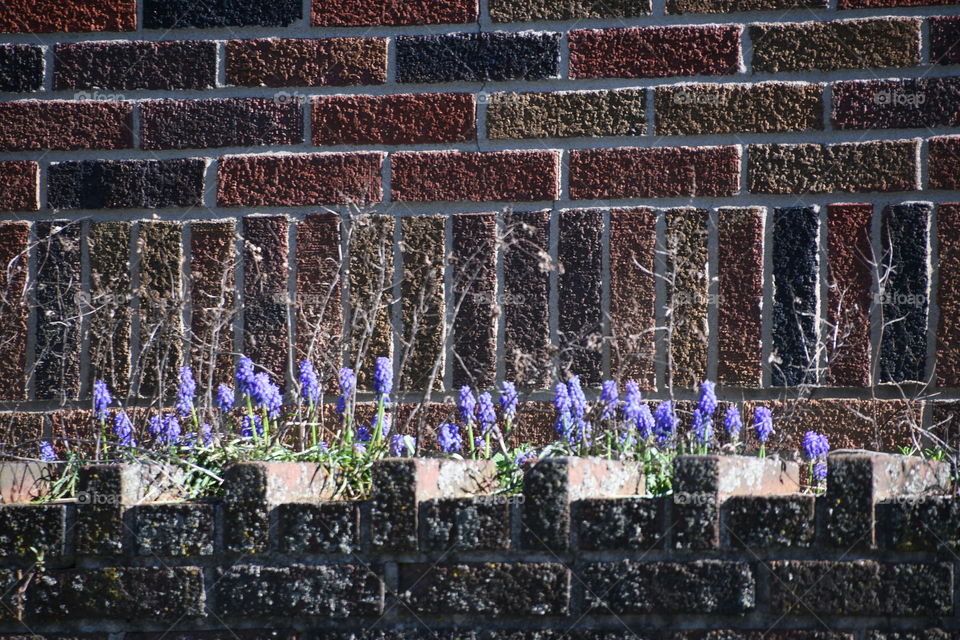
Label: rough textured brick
xmin=49 ymin=159 xmax=204 ymax=209
xmin=569 ymin=26 xmax=740 ymax=79
xmin=504 ymin=210 xmax=551 ymax=389
xmin=243 ymin=216 xmax=289 ymax=380
xmin=50 ymin=409 xmax=97 ymax=458
xmin=931 ymin=17 xmax=960 ymax=65
xmin=400 ymin=216 xmax=445 ymax=391
xmin=218 ymin=154 xmax=383 ymax=207
xmin=826 ymin=204 xmax=873 ymax=387
xmin=832 ymin=77 xmax=960 ymax=129
xmin=748 ymin=140 xmax=918 ymax=194
xmin=760 ymin=398 xmax=917 ymax=452
xmin=751 ymin=19 xmax=920 ymax=72
xmin=190 ymin=221 xmax=235 ymax=387
xmin=879 ymin=203 xmax=930 ymax=383
xmin=226 ymin=38 xmax=387 ymax=87
xmin=133 ymin=503 xmax=214 ymax=557
xmin=665 ymin=208 xmax=708 ymax=388
xmin=393 ymin=151 xmax=558 ymax=203
xmin=142 ymin=98 xmax=302 ymax=150
xmin=772 ymin=207 xmax=819 ymax=387
xmin=840 ymin=0 xmax=957 ymax=8
xmin=34 ymin=222 xmax=82 ymax=402
xmin=89 ymin=221 xmax=132 ymax=395
xmin=144 ymin=0 xmax=300 ymax=28
xmin=0 ymin=415 xmax=43 ymax=455
xmin=667 ymin=0 xmax=825 ymax=12
xmin=421 ymin=497 xmax=511 ymax=551
xmin=488 ymin=90 xmax=646 ymax=139
xmin=275 ymin=502 xmax=359 ymax=554
xmin=313 ymin=93 xmax=474 ymax=146
xmin=717 ymin=208 xmax=763 ymax=387
xmin=610 ymin=208 xmax=656 ymax=388
xmin=396 ymin=32 xmax=560 ymax=83
xmin=54 ymin=41 xmax=216 ymax=90
xmin=296 ymin=214 xmax=342 ymax=378
xmin=313 ymin=0 xmax=476 ymax=25
xmin=0 ymin=162 xmax=38 ymax=211
xmin=769 ymin=561 xmax=952 ymax=616
xmin=725 ymin=495 xmax=815 ymax=548
xmin=883 ymin=496 xmax=960 ymax=551
xmin=569 ymin=146 xmax=739 ymax=199
xmin=399 ymin=563 xmax=568 ymax=615
xmin=348 ymin=214 xmax=393 ymax=390
xmin=0 ymin=504 xmax=66 ymax=560
xmin=929 ymin=136 xmax=960 ymax=190
xmin=452 ymin=213 xmax=497 ymax=389
xmin=0 ymin=0 xmax=136 ymax=33
xmin=938 ymin=204 xmax=960 ymax=387
xmin=576 ymin=498 xmax=664 ymax=550
xmin=582 ymin=561 xmax=754 ymax=614
xmin=559 ymin=209 xmax=603 ymax=385
xmin=655 ymin=83 xmax=822 ymax=135
xmin=0 ymin=45 xmax=42 ymax=92
xmin=491 ymin=0 xmax=651 ymax=20
xmin=0 ymin=101 xmax=131 ymax=151
xmin=136 ymin=222 xmax=183 ymax=399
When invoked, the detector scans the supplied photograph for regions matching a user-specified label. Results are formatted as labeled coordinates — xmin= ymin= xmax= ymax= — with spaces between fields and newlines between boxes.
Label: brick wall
xmin=0 ymin=0 xmax=959 ymax=449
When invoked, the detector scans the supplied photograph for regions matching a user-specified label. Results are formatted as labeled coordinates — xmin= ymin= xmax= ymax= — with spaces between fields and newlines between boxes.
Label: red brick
xmin=313 ymin=93 xmax=475 ymax=146
xmin=218 ymin=153 xmax=384 ymax=207
xmin=313 ymin=0 xmax=476 ymax=26
xmin=0 ymin=0 xmax=135 ymax=33
xmin=826 ymin=204 xmax=873 ymax=387
xmin=0 ymin=162 xmax=38 ymax=211
xmin=840 ymin=0 xmax=955 ymax=8
xmin=226 ymin=38 xmax=387 ymax=88
xmin=929 ymin=136 xmax=960 ymax=190
xmin=452 ymin=213 xmax=497 ymax=389
xmin=0 ymin=414 xmax=44 ymax=454
xmin=569 ymin=146 xmax=740 ymax=200
xmin=610 ymin=208 xmax=656 ymax=389
xmin=717 ymin=208 xmax=763 ymax=387
xmin=296 ymin=213 xmax=343 ymax=381
xmin=931 ymin=17 xmax=960 ymax=65
xmin=392 ymin=151 xmax=559 ymax=203
xmin=569 ymin=26 xmax=740 ymax=79
xmin=190 ymin=221 xmax=236 ymax=387
xmin=937 ymin=203 xmax=960 ymax=387
xmin=0 ymin=223 xmax=29 ymax=401
xmin=141 ymin=98 xmax=303 ymax=150
xmin=0 ymin=101 xmax=132 ymax=151
xmin=244 ymin=216 xmax=289 ymax=381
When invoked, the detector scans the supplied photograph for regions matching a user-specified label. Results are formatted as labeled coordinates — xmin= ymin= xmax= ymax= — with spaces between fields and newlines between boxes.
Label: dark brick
xmin=0 ymin=44 xmax=42 ymax=92
xmin=665 ymin=208 xmax=709 ymax=389
xmin=929 ymin=136 xmax=960 ymax=190
xmin=751 ymin=19 xmax=920 ymax=71
xmin=938 ymin=204 xmax=960 ymax=387
xmin=34 ymin=221 xmax=82 ymax=402
xmin=348 ymin=214 xmax=393 ymax=389
xmin=243 ymin=216 xmax=289 ymax=380
xmin=559 ymin=209 xmax=603 ymax=384
xmin=218 ymin=153 xmax=383 ymax=207
xmin=504 ymin=210 xmax=551 ymax=389
xmin=609 ymin=208 xmax=656 ymax=388
xmin=226 ymin=38 xmax=387 ymax=88
xmin=655 ymin=82 xmax=822 ymax=135
xmin=296 ymin=214 xmax=342 ymax=377
xmin=190 ymin=221 xmax=235 ymax=387
xmin=769 ymin=561 xmax=952 ymax=616
xmin=396 ymin=32 xmax=560 ymax=83
xmin=576 ymin=498 xmax=664 ymax=550
xmin=772 ymin=207 xmax=819 ymax=387
xmin=0 ymin=504 xmax=66 ymax=560
xmin=313 ymin=0 xmax=476 ymax=25
xmin=314 ymin=93 xmax=474 ymax=146
xmin=136 ymin=221 xmax=183 ymax=399
xmin=54 ymin=41 xmax=216 ymax=90
xmin=421 ymin=497 xmax=510 ymax=551
xmin=144 ymin=0 xmax=300 ymax=28
xmin=883 ymin=496 xmax=960 ymax=551
xmin=49 ymin=159 xmax=204 ymax=209
xmin=399 ymin=215 xmax=445 ymax=391
xmin=0 ymin=161 xmax=38 ymax=212
xmin=667 ymin=0 xmax=826 ymax=12
xmin=569 ymin=26 xmax=740 ymax=79
xmin=879 ymin=203 xmax=930 ymax=383
xmin=488 ymin=89 xmax=646 ymax=139
xmin=717 ymin=208 xmax=763 ymax=387
xmin=491 ymin=0 xmax=651 ymax=20
xmin=133 ymin=503 xmax=214 ymax=556
xmin=748 ymin=140 xmax=918 ymax=194
xmin=393 ymin=151 xmax=558 ymax=203
xmin=826 ymin=204 xmax=873 ymax=387
xmin=832 ymin=77 xmax=960 ymax=130
xmin=275 ymin=502 xmax=360 ymax=554
xmin=931 ymin=17 xmax=960 ymax=65
xmin=725 ymin=495 xmax=815 ymax=548
xmin=0 ymin=101 xmax=132 ymax=151
xmin=569 ymin=146 xmax=740 ymax=199
xmin=142 ymin=98 xmax=302 ymax=150
xmin=89 ymin=221 xmax=132 ymax=395
xmin=840 ymin=0 xmax=958 ymax=8
xmin=452 ymin=213 xmax=497 ymax=389
xmin=582 ymin=561 xmax=754 ymax=614
xmin=0 ymin=0 xmax=135 ymax=33
xmin=399 ymin=563 xmax=568 ymax=615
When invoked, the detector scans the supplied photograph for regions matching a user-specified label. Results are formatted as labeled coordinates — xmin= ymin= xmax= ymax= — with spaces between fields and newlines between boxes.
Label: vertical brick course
xmin=0 ymin=223 xmax=29 ymax=401
xmin=938 ymin=204 xmax=960 ymax=388
xmin=349 ymin=215 xmax=394 ymax=389
xmin=665 ymin=208 xmax=709 ymax=388
xmin=296 ymin=214 xmax=343 ymax=380
xmin=400 ymin=216 xmax=445 ymax=391
xmin=89 ymin=221 xmax=132 ymax=396
xmin=504 ymin=210 xmax=551 ymax=389
xmin=717 ymin=207 xmax=763 ymax=387
xmin=452 ymin=213 xmax=497 ymax=389
xmin=243 ymin=216 xmax=290 ymax=381
xmin=772 ymin=207 xmax=819 ymax=387
xmin=559 ymin=209 xmax=603 ymax=385
xmin=190 ymin=221 xmax=236 ymax=387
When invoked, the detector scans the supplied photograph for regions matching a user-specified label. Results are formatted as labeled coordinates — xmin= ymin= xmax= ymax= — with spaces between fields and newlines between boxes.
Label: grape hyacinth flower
xmin=93 ymin=380 xmax=112 ymax=420
xmin=654 ymin=401 xmax=677 ymax=446
xmin=299 ymin=360 xmax=320 ymax=406
xmin=600 ymin=380 xmax=619 ymax=421
xmin=813 ymin=461 xmax=828 ymax=482
xmin=515 ymin=450 xmax=535 ymax=466
xmin=390 ymin=434 xmax=416 ymax=457
xmin=148 ymin=415 xmax=162 ymax=440
xmin=241 ymin=415 xmax=263 ymax=439
xmin=216 ymin=384 xmax=235 ymax=413
xmin=803 ymin=430 xmax=829 ymax=460
xmin=636 ymin=404 xmax=656 ymax=441
xmin=113 ymin=411 xmax=136 ymax=447
xmin=175 ymin=367 xmax=196 ymax=418
xmin=458 ymin=386 xmax=477 ymax=423
xmin=724 ymin=406 xmax=742 ymax=441
xmin=438 ymin=422 xmax=462 ymax=453
xmin=373 ymin=357 xmax=393 ymax=400
xmin=161 ymin=414 xmax=181 ymax=445
xmin=691 ymin=409 xmax=711 ymax=451
xmin=356 ymin=424 xmax=372 ymax=442
xmin=754 ymin=406 xmax=773 ymax=457
xmin=251 ymin=372 xmax=283 ymax=419
xmin=499 ymin=381 xmax=518 ymax=421
xmin=697 ymin=380 xmax=717 ymax=418
xmin=622 ymin=381 xmax=643 ymax=430
xmin=200 ymin=423 xmax=213 ymax=446
xmin=236 ymin=356 xmax=256 ymax=397
xmin=39 ymin=441 xmax=56 ymax=461
xmin=477 ymin=392 xmax=497 ymax=434
xmin=337 ymin=367 xmax=356 ymax=417
xmin=554 ymin=382 xmax=572 ymax=440
xmin=568 ymin=376 xmax=587 ymax=423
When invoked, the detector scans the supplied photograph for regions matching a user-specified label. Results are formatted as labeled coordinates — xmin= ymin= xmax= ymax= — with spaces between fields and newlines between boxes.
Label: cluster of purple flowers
xmin=803 ymin=430 xmax=830 ymax=482
xmin=113 ymin=411 xmax=136 ymax=447
xmin=175 ymin=367 xmax=196 ymax=418
xmin=438 ymin=422 xmax=462 ymax=453
xmin=93 ymin=380 xmax=112 ymax=421
xmin=374 ymin=357 xmax=393 ymax=400
xmin=149 ymin=414 xmax=181 ymax=446
xmin=299 ymin=361 xmax=320 ymax=406
xmin=337 ymin=367 xmax=356 ymax=417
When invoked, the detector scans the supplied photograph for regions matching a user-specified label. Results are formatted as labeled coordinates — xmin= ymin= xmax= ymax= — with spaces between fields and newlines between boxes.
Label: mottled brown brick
xmin=49 ymin=409 xmax=95 ymax=456
xmin=349 ymin=215 xmax=394 ymax=390
xmin=826 ymin=204 xmax=873 ymax=387
xmin=0 ymin=101 xmax=132 ymax=151
xmin=937 ymin=204 xmax=960 ymax=387
xmin=141 ymin=98 xmax=303 ymax=150
xmin=0 ymin=162 xmax=38 ymax=211
xmin=313 ymin=93 xmax=475 ymax=146
xmin=839 ymin=0 xmax=956 ymax=9
xmin=296 ymin=214 xmax=343 ymax=384
xmin=504 ymin=210 xmax=551 ymax=389
xmin=610 ymin=208 xmax=657 ymax=389
xmin=54 ymin=40 xmax=216 ymax=91
xmin=0 ymin=223 xmax=29 ymax=401
xmin=190 ymin=221 xmax=236 ymax=388
xmin=89 ymin=221 xmax=132 ymax=396
xmin=559 ymin=209 xmax=603 ymax=385
xmin=243 ymin=216 xmax=289 ymax=382
xmin=665 ymin=208 xmax=709 ymax=388
xmin=312 ymin=0 xmax=476 ymax=26
xmin=717 ymin=208 xmax=763 ymax=387
xmin=226 ymin=38 xmax=387 ymax=87
xmin=0 ymin=0 xmax=136 ymax=33
xmin=136 ymin=222 xmax=183 ymax=400
xmin=931 ymin=16 xmax=960 ymax=65
xmin=400 ymin=216 xmax=445 ymax=391
xmin=452 ymin=213 xmax=497 ymax=389
xmin=487 ymin=89 xmax=646 ymax=139
xmin=491 ymin=0 xmax=651 ymax=20
xmin=748 ymin=140 xmax=918 ymax=194
xmin=751 ymin=19 xmax=921 ymax=72
xmin=667 ymin=0 xmax=825 ymax=13
xmin=929 ymin=136 xmax=960 ymax=190
xmin=832 ymin=77 xmax=960 ymax=130
xmin=654 ymin=82 xmax=822 ymax=135
xmin=0 ymin=413 xmax=44 ymax=454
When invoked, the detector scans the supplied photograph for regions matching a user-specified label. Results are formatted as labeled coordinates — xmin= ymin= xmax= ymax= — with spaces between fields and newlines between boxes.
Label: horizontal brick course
xmin=226 ymin=38 xmax=387 ymax=87
xmin=569 ymin=146 xmax=740 ymax=199
xmin=0 ymin=44 xmax=43 ymax=93
xmin=143 ymin=0 xmax=301 ymax=29
xmin=832 ymin=77 xmax=960 ymax=129
xmin=839 ymin=0 xmax=956 ymax=8
xmin=931 ymin=17 xmax=960 ymax=65
xmin=490 ymin=0 xmax=652 ymax=20
xmin=569 ymin=26 xmax=740 ymax=79
xmin=667 ymin=0 xmax=826 ymax=13
xmin=141 ymin=98 xmax=303 ymax=150
xmin=54 ymin=41 xmax=216 ymax=91
xmin=0 ymin=162 xmax=38 ymax=212
xmin=0 ymin=101 xmax=132 ymax=151
xmin=487 ymin=89 xmax=646 ymax=139
xmin=0 ymin=0 xmax=136 ymax=33
xmin=48 ymin=159 xmax=205 ymax=209
xmin=396 ymin=32 xmax=561 ymax=83
xmin=312 ymin=0 xmax=476 ymax=25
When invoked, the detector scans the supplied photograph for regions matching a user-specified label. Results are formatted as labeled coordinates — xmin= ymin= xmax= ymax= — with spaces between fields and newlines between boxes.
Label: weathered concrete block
xmin=275 ymin=502 xmax=360 ymax=554
xmin=421 ymin=497 xmax=511 ymax=551
xmin=881 ymin=495 xmax=960 ymax=551
xmin=0 ymin=462 xmax=53 ymax=503
xmin=725 ymin=495 xmax=815 ymax=548
xmin=575 ymin=497 xmax=665 ymax=551
xmin=133 ymin=502 xmax=214 ymax=557
xmin=0 ymin=503 xmax=66 ymax=561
